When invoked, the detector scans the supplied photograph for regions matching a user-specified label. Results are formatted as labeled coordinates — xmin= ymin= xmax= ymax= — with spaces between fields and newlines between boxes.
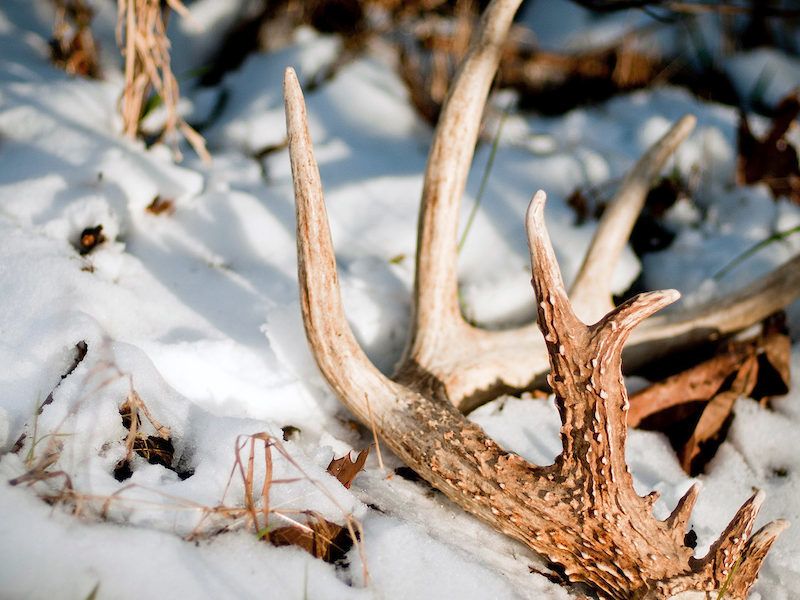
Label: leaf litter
xmin=737 ymin=91 xmax=800 ymax=204
xmin=629 ymin=314 xmax=791 ymax=475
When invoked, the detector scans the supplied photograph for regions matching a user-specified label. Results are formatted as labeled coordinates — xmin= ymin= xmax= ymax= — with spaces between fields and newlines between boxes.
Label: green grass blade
xmin=458 ymin=107 xmax=510 ymax=253
xmin=713 ymin=224 xmax=800 ymax=280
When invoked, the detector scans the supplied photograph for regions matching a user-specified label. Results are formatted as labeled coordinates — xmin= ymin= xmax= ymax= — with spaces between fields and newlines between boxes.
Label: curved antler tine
xmin=628 ymin=253 xmax=800 ymax=365
xmin=724 ymin=519 xmax=789 ymax=598
xmin=526 ymin=191 xmax=583 ymax=340
xmin=675 ymin=490 xmax=788 ymax=598
xmin=665 ymin=482 xmax=701 ymax=542
xmin=570 ymin=115 xmax=696 ymax=324
xmin=593 ymin=289 xmax=680 ymax=361
xmin=284 ymin=67 xmax=401 ymax=420
xmin=408 ymin=0 xmax=523 ymax=363
xmin=693 ymin=490 xmax=765 ymax=581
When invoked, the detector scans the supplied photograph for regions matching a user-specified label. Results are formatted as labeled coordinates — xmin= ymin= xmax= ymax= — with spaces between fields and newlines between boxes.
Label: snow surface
xmin=1 ymin=2 xmax=799 ymax=599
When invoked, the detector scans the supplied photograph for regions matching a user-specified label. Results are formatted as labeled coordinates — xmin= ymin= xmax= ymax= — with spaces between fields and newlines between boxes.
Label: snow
xmin=724 ymin=48 xmax=800 ymax=109
xmin=1 ymin=2 xmax=799 ymax=599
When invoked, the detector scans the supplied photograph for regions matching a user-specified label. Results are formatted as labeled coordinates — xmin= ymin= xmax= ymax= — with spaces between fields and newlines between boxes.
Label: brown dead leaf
xmin=77 ymin=225 xmax=105 ymax=255
xmin=680 ymin=353 xmax=759 ymax=473
xmin=737 ymin=92 xmax=800 ymax=203
xmin=566 ymin=188 xmax=592 ymax=225
xmin=270 ymin=513 xmax=352 ymax=562
xmin=50 ymin=0 xmax=102 ymax=79
xmin=629 ymin=316 xmax=792 ymax=475
xmin=753 ymin=318 xmax=791 ymax=402
xmin=114 ymin=391 xmax=191 ymax=481
xmin=327 ymin=447 xmax=369 ymax=489
xmin=145 ymin=195 xmax=175 ymax=216
xmin=628 ymin=343 xmax=753 ymax=427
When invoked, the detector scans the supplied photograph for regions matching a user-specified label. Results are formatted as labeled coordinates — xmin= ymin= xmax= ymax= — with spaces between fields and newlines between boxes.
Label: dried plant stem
xmin=365 ymin=393 xmax=385 ymax=471
xmin=116 ymin=0 xmax=210 ymax=162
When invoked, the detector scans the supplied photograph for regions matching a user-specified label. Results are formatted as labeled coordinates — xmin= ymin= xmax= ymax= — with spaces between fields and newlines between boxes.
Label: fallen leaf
xmin=327 ymin=447 xmax=369 ymax=489
xmin=680 ymin=354 xmax=759 ymax=474
xmin=145 ymin=195 xmax=175 ymax=216
xmin=737 ymin=92 xmax=800 ymax=203
xmin=281 ymin=425 xmax=301 ymax=441
xmin=115 ymin=392 xmax=190 ymax=481
xmin=566 ymin=188 xmax=592 ymax=225
xmin=629 ymin=315 xmax=792 ymax=475
xmin=270 ymin=513 xmax=352 ymax=562
xmin=49 ymin=0 xmax=102 ymax=79
xmin=77 ymin=225 xmax=105 ymax=255
xmin=753 ymin=316 xmax=791 ymax=401
xmin=628 ymin=343 xmax=753 ymax=427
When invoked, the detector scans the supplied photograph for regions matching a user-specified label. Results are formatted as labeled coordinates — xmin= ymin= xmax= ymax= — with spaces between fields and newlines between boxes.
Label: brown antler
xmin=285 ymin=83 xmax=787 ymax=593
xmin=283 ymin=0 xmax=795 ymax=595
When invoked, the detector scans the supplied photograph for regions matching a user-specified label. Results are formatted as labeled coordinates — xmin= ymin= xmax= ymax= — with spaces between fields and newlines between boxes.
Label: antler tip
xmin=750 ymin=488 xmax=766 ymax=510
xmin=676 ymin=113 xmax=697 ymax=133
xmin=661 ymin=288 xmax=681 ymax=305
xmin=769 ymin=518 xmax=791 ymax=535
xmin=638 ymin=288 xmax=682 ymax=312
xmin=526 ymin=190 xmax=547 ymax=228
xmin=284 ymin=67 xmax=303 ymax=106
xmin=284 ymin=66 xmax=298 ymax=85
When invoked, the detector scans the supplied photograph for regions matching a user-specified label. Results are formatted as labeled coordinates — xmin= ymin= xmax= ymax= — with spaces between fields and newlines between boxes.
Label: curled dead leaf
xmin=629 ymin=316 xmax=792 ymax=474
xmin=680 ymin=353 xmax=758 ymax=474
xmin=327 ymin=447 xmax=369 ymax=489
xmin=78 ymin=225 xmax=105 ymax=255
xmin=270 ymin=513 xmax=352 ymax=562
xmin=737 ymin=92 xmax=800 ymax=203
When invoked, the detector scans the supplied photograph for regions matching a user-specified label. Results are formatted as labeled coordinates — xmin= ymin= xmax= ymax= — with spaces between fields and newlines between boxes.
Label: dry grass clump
xmin=115 ymin=0 xmax=210 ymax=162
xmin=10 ymin=382 xmax=367 ymax=576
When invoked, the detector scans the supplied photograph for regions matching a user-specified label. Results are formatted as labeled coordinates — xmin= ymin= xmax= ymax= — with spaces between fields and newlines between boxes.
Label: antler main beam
xmin=285 ymin=71 xmax=786 ymax=595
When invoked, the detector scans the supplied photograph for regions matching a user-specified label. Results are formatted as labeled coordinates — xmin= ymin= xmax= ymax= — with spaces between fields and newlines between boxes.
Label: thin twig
xmin=365 ymin=393 xmax=385 ymax=472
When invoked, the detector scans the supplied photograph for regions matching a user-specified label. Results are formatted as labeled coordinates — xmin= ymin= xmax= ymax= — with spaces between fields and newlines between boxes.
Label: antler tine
xmin=407 ymin=0 xmax=523 ymax=365
xmin=570 ymin=115 xmax=696 ymax=324
xmin=527 ymin=191 xmax=677 ymax=477
xmin=526 ymin=190 xmax=583 ymax=336
xmin=723 ymin=519 xmax=789 ymax=599
xmin=699 ymin=489 xmax=765 ymax=575
xmin=664 ymin=492 xmax=789 ymax=599
xmin=284 ymin=67 xmax=404 ymax=422
xmin=627 ymin=253 xmax=800 ymax=366
xmin=665 ymin=482 xmax=701 ymax=540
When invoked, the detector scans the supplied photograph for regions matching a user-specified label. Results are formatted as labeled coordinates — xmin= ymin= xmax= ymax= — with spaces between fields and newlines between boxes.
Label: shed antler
xmin=286 ymin=76 xmax=787 ymax=594
xmin=283 ymin=0 xmax=796 ymax=595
